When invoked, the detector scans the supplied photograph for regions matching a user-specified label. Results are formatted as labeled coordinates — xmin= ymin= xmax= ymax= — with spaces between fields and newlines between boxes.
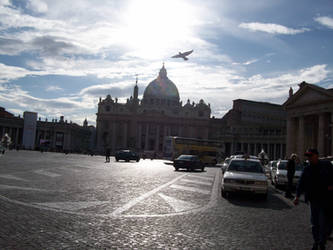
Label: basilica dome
xmin=142 ymin=65 xmax=180 ymax=105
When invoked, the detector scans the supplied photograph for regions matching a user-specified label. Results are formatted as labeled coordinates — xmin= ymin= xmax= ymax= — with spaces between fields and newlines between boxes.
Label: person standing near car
xmin=105 ymin=147 xmax=111 ymax=163
xmin=293 ymin=149 xmax=333 ymax=250
xmin=285 ymin=153 xmax=297 ymax=198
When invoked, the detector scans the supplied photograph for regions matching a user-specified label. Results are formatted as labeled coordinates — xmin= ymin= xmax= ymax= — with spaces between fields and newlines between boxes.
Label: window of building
xmin=105 ymin=106 xmax=110 ymax=112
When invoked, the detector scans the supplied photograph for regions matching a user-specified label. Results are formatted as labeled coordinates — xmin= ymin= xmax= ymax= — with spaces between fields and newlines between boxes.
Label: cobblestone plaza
xmin=1 ymin=151 xmax=332 ymax=249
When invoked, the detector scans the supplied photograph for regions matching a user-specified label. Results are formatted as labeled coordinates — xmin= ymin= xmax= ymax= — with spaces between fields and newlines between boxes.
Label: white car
xmin=221 ymin=157 xmax=268 ymax=199
xmin=221 ymin=157 xmax=231 ymax=174
xmin=271 ymin=160 xmax=304 ymax=187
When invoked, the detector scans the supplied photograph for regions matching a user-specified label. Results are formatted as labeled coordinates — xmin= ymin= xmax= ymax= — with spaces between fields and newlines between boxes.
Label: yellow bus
xmin=163 ymin=136 xmax=224 ymax=165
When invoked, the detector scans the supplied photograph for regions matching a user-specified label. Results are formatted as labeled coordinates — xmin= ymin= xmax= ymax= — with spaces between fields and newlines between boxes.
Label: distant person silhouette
xmin=105 ymin=148 xmax=111 ymax=163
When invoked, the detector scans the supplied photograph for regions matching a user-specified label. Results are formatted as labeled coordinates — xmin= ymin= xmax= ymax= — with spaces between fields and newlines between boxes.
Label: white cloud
xmin=27 ymin=0 xmax=48 ymax=13
xmin=239 ymin=22 xmax=309 ymax=35
xmin=0 ymin=63 xmax=33 ymax=83
xmin=45 ymin=85 xmax=63 ymax=92
xmin=315 ymin=16 xmax=333 ymax=29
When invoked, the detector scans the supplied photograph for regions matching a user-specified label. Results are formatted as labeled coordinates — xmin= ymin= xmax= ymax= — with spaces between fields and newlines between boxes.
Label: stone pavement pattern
xmin=0 ymin=151 xmax=332 ymax=249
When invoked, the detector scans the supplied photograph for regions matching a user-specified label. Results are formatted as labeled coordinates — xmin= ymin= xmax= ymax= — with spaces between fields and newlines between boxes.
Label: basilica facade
xmin=96 ymin=65 xmax=212 ymax=154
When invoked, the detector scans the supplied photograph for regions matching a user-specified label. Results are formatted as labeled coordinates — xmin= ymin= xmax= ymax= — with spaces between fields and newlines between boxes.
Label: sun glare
xmin=119 ymin=0 xmax=196 ymax=59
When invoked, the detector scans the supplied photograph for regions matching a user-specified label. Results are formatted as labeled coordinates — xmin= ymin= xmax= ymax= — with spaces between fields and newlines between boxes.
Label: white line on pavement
xmin=0 ymin=184 xmax=50 ymax=192
xmin=170 ymin=184 xmax=210 ymax=194
xmin=180 ymin=178 xmax=212 ymax=186
xmin=158 ymin=193 xmax=199 ymax=212
xmin=0 ymin=174 xmax=27 ymax=181
xmin=110 ymin=174 xmax=187 ymax=217
xmin=33 ymin=201 xmax=110 ymax=211
xmin=33 ymin=169 xmax=61 ymax=178
xmin=186 ymin=175 xmax=214 ymax=181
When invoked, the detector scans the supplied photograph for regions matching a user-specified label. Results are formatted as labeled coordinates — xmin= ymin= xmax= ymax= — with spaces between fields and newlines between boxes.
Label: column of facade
xmin=15 ymin=128 xmax=19 ymax=145
xmin=155 ymin=124 xmax=160 ymax=152
xmin=297 ymin=116 xmax=305 ymax=159
xmin=137 ymin=124 xmax=142 ymax=151
xmin=9 ymin=127 xmax=12 ymax=141
xmin=318 ymin=113 xmax=325 ymax=156
xmin=144 ymin=123 xmax=149 ymax=151
xmin=280 ymin=143 xmax=284 ymax=159
xmin=178 ymin=126 xmax=182 ymax=137
xmin=112 ymin=122 xmax=116 ymax=153
xmin=123 ymin=122 xmax=127 ymax=149
xmin=331 ymin=113 xmax=333 ymax=156
xmin=286 ymin=117 xmax=297 ymax=158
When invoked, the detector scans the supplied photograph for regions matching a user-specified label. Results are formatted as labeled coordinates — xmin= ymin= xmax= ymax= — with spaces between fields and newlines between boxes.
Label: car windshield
xmin=177 ymin=155 xmax=196 ymax=160
xmin=227 ymin=160 xmax=264 ymax=173
xmin=277 ymin=161 xmax=287 ymax=170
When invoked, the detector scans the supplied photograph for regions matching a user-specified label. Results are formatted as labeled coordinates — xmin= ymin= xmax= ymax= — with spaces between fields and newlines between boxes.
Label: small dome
xmin=143 ymin=65 xmax=180 ymax=102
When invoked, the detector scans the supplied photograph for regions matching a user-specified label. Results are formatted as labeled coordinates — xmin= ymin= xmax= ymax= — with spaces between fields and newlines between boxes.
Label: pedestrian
xmin=293 ymin=149 xmax=333 ymax=250
xmin=105 ymin=148 xmax=111 ymax=163
xmin=285 ymin=153 xmax=297 ymax=198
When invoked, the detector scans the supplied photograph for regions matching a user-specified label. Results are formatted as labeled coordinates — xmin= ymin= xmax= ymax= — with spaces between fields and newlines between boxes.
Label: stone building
xmin=0 ymin=107 xmax=92 ymax=153
xmin=284 ymin=81 xmax=333 ymax=159
xmin=96 ymin=65 xmax=212 ymax=154
xmin=209 ymin=99 xmax=287 ymax=159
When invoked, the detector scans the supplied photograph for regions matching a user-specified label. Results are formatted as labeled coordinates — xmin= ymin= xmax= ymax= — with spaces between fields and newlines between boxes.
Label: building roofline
xmin=233 ymin=99 xmax=282 ymax=107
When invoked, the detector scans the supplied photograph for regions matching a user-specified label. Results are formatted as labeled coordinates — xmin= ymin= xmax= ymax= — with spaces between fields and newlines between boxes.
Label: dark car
xmin=115 ymin=150 xmax=140 ymax=162
xmin=173 ymin=155 xmax=204 ymax=171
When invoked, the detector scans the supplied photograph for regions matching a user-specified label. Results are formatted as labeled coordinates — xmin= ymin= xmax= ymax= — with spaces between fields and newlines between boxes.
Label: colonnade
xmin=286 ymin=112 xmax=333 ymax=159
xmin=229 ymin=141 xmax=286 ymax=160
xmin=0 ymin=126 xmax=21 ymax=146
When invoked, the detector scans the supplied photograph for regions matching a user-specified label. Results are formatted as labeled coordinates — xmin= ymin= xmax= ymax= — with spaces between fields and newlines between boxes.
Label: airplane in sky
xmin=171 ymin=50 xmax=193 ymax=61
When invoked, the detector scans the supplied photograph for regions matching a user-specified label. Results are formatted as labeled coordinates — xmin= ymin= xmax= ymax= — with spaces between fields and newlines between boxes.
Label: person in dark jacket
xmin=293 ymin=149 xmax=333 ymax=250
xmin=105 ymin=148 xmax=111 ymax=163
xmin=285 ymin=153 xmax=297 ymax=198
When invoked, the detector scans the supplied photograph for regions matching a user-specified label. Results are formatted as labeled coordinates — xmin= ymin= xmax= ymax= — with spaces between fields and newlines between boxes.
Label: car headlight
xmin=224 ymin=179 xmax=236 ymax=183
xmin=254 ymin=181 xmax=267 ymax=185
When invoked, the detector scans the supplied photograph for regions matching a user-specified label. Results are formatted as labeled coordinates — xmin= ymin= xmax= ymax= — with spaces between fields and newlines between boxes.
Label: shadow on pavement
xmin=223 ymin=191 xmax=293 ymax=210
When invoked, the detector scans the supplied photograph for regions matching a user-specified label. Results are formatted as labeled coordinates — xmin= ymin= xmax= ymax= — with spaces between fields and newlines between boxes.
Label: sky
xmin=0 ymin=0 xmax=333 ymax=126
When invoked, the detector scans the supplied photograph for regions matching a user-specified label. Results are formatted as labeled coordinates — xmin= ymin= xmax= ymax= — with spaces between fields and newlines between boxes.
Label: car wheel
xmin=221 ymin=188 xmax=227 ymax=198
xmin=201 ymin=167 xmax=205 ymax=172
xmin=136 ymin=158 xmax=139 ymax=162
xmin=175 ymin=167 xmax=179 ymax=171
xmin=259 ymin=193 xmax=268 ymax=200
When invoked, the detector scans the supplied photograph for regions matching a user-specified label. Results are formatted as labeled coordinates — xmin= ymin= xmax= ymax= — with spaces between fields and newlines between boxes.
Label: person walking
xmin=105 ymin=147 xmax=111 ymax=163
xmin=285 ymin=153 xmax=297 ymax=198
xmin=293 ymin=149 xmax=333 ymax=250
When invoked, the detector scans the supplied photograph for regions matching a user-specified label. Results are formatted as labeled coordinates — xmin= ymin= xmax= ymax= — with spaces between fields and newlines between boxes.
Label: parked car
xmin=266 ymin=160 xmax=278 ymax=179
xmin=221 ymin=157 xmax=268 ymax=199
xmin=115 ymin=150 xmax=140 ymax=162
xmin=271 ymin=160 xmax=304 ymax=187
xmin=173 ymin=155 xmax=204 ymax=171
xmin=221 ymin=157 xmax=231 ymax=174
